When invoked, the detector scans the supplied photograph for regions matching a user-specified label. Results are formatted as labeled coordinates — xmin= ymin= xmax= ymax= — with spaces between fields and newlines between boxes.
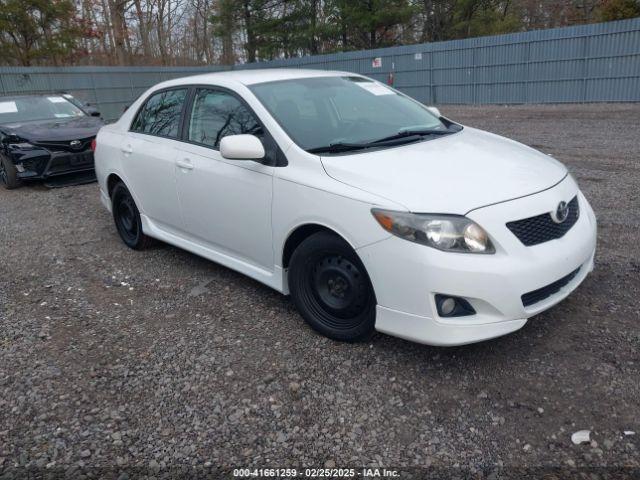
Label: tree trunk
xmin=133 ymin=0 xmax=152 ymax=60
xmin=309 ymin=0 xmax=318 ymax=55
xmin=108 ymin=0 xmax=128 ymax=65
xmin=368 ymin=0 xmax=376 ymax=48
xmin=156 ymin=0 xmax=168 ymax=65
xmin=201 ymin=0 xmax=213 ymax=64
xmin=243 ymin=0 xmax=256 ymax=63
xmin=219 ymin=0 xmax=236 ymax=65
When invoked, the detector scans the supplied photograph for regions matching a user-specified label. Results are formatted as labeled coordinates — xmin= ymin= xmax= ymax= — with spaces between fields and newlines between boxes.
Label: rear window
xmin=131 ymin=89 xmax=187 ymax=138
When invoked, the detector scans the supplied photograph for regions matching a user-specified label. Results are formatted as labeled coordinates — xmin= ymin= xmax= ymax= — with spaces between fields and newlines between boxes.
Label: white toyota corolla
xmin=95 ymin=69 xmax=597 ymax=346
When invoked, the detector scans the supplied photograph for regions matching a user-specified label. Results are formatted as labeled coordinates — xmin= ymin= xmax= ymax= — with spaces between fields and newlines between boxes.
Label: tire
xmin=288 ymin=231 xmax=376 ymax=342
xmin=111 ymin=182 xmax=154 ymax=250
xmin=0 ymin=155 xmax=22 ymax=189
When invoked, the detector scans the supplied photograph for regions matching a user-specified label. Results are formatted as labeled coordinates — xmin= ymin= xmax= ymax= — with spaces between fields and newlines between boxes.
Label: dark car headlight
xmin=8 ymin=142 xmax=38 ymax=151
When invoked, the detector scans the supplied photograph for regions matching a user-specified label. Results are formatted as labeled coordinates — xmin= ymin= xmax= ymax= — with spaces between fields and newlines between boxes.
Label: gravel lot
xmin=1 ymin=104 xmax=639 ymax=478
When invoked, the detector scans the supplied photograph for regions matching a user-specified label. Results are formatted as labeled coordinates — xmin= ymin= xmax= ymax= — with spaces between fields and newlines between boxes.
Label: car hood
xmin=320 ymin=127 xmax=568 ymax=214
xmin=1 ymin=116 xmax=103 ymax=142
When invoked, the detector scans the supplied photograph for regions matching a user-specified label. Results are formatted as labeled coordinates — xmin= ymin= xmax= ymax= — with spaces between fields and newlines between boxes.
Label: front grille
xmin=506 ymin=196 xmax=579 ymax=246
xmin=47 ymin=152 xmax=94 ymax=174
xmin=521 ymin=267 xmax=580 ymax=307
xmin=33 ymin=137 xmax=94 ymax=152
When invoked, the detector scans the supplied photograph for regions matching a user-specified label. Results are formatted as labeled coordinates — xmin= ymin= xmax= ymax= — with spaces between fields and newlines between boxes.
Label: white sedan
xmin=94 ymin=69 xmax=597 ymax=346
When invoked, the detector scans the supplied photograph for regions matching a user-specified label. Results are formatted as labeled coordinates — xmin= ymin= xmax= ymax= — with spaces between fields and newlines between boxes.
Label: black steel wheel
xmin=111 ymin=182 xmax=154 ymax=250
xmin=0 ymin=155 xmax=22 ymax=189
xmin=289 ymin=231 xmax=376 ymax=342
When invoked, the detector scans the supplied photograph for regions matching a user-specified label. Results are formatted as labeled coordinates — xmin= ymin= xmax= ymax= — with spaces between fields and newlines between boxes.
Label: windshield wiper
xmin=308 ymin=133 xmax=434 ymax=154
xmin=371 ymin=128 xmax=455 ymax=144
xmin=307 ymin=127 xmax=460 ymax=154
xmin=307 ymin=142 xmax=371 ymax=154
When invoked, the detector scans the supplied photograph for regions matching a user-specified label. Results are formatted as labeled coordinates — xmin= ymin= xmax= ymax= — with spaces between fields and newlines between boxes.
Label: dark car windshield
xmin=249 ymin=76 xmax=454 ymax=153
xmin=0 ymin=95 xmax=86 ymax=124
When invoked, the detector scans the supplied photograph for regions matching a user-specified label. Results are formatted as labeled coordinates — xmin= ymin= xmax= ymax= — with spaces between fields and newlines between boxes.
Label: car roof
xmin=161 ymin=68 xmax=356 ymax=88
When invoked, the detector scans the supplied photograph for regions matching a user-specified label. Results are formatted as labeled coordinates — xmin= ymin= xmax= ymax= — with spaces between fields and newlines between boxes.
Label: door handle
xmin=121 ymin=145 xmax=133 ymax=155
xmin=176 ymin=158 xmax=194 ymax=170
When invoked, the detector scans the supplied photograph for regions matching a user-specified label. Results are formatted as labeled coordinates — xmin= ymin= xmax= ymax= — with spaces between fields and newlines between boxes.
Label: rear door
xmin=123 ymin=87 xmax=187 ymax=230
xmin=173 ymin=87 xmax=275 ymax=270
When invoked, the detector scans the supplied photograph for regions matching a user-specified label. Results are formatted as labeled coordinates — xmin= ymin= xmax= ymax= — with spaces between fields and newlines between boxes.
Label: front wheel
xmin=0 ymin=155 xmax=22 ymax=189
xmin=288 ymin=231 xmax=376 ymax=342
xmin=111 ymin=182 xmax=154 ymax=250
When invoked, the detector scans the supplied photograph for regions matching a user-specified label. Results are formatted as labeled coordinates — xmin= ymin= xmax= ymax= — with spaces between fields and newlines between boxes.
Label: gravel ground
xmin=1 ymin=104 xmax=639 ymax=478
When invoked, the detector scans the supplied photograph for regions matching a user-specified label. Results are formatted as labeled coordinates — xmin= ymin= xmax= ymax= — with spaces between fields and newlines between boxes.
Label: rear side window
xmin=131 ymin=89 xmax=187 ymax=138
xmin=188 ymin=89 xmax=262 ymax=148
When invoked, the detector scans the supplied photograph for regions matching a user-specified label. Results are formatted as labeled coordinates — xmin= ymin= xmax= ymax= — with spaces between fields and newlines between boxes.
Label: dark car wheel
xmin=0 ymin=155 xmax=22 ymax=189
xmin=288 ymin=231 xmax=377 ymax=342
xmin=111 ymin=182 xmax=154 ymax=250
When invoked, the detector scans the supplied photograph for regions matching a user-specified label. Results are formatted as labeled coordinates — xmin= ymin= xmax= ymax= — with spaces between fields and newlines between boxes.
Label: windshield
xmin=250 ymin=76 xmax=452 ymax=153
xmin=0 ymin=96 xmax=86 ymax=125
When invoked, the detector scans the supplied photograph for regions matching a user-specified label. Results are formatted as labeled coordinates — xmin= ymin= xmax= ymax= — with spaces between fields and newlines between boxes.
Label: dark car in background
xmin=0 ymin=94 xmax=103 ymax=189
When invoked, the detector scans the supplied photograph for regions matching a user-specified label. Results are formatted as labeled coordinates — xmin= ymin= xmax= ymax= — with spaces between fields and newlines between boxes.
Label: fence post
xmin=128 ymin=70 xmax=136 ymax=104
xmin=46 ymin=69 xmax=53 ymax=95
xmin=581 ymin=35 xmax=589 ymax=103
xmin=429 ymin=50 xmax=434 ymax=104
xmin=472 ymin=42 xmax=477 ymax=105
xmin=90 ymin=71 xmax=99 ymax=113
xmin=525 ymin=40 xmax=531 ymax=104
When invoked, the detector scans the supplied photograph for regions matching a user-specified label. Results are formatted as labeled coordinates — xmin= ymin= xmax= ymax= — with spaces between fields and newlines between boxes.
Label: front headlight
xmin=371 ymin=209 xmax=495 ymax=253
xmin=8 ymin=142 xmax=37 ymax=151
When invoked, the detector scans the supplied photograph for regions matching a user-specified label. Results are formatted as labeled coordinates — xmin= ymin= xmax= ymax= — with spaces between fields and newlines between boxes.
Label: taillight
xmin=91 ymin=138 xmax=97 ymax=151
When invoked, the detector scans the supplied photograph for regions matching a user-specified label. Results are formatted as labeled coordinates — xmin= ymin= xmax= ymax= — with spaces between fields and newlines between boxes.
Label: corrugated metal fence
xmin=0 ymin=66 xmax=228 ymax=120
xmin=243 ymin=17 xmax=640 ymax=105
xmin=1 ymin=18 xmax=638 ymax=120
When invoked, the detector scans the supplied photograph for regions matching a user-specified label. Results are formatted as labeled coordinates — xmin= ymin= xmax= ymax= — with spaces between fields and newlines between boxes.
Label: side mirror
xmin=427 ymin=106 xmax=441 ymax=117
xmin=220 ymin=134 xmax=265 ymax=160
xmin=84 ymin=104 xmax=101 ymax=117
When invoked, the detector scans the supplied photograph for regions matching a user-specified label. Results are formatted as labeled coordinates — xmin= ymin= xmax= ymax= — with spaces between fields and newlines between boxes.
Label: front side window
xmin=250 ymin=76 xmax=456 ymax=153
xmin=188 ymin=89 xmax=262 ymax=148
xmin=131 ymin=89 xmax=187 ymax=138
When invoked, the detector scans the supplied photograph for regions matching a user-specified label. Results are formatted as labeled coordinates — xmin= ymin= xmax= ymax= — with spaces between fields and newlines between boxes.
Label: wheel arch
xmin=106 ymin=173 xmax=124 ymax=198
xmin=105 ymin=172 xmax=146 ymax=219
xmin=281 ymin=223 xmax=358 ymax=270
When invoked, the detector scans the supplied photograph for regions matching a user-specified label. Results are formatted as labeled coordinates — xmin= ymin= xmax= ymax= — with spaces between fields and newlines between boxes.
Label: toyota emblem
xmin=551 ymin=201 xmax=569 ymax=223
xmin=69 ymin=140 xmax=82 ymax=150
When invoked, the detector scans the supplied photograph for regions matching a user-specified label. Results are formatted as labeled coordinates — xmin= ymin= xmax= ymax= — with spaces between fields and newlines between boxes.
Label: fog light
xmin=440 ymin=297 xmax=456 ymax=315
xmin=435 ymin=294 xmax=476 ymax=318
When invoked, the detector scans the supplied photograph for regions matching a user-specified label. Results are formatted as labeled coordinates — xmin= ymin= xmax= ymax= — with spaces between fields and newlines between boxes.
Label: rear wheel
xmin=111 ymin=182 xmax=154 ymax=250
xmin=288 ymin=231 xmax=376 ymax=342
xmin=0 ymin=155 xmax=22 ymax=189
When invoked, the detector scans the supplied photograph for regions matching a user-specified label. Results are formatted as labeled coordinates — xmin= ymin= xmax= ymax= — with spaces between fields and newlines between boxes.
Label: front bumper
xmin=358 ymin=176 xmax=597 ymax=346
xmin=12 ymin=148 xmax=95 ymax=180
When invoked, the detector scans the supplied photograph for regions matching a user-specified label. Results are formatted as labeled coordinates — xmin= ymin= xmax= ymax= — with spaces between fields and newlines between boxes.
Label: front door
xmin=174 ymin=87 xmax=274 ymax=270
